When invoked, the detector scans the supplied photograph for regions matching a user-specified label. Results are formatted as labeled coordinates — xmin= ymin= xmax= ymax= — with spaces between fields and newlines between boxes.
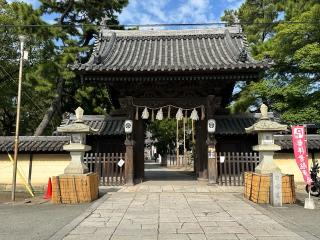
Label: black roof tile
xmin=71 ymin=28 xmax=269 ymax=73
xmin=58 ymin=115 xmax=125 ymax=136
xmin=275 ymin=135 xmax=320 ymax=150
xmin=215 ymin=115 xmax=256 ymax=135
xmin=0 ymin=136 xmax=70 ymax=152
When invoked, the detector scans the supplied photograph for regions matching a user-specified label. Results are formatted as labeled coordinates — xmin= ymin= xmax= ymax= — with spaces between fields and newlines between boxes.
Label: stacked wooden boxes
xmin=244 ymin=172 xmax=252 ymax=199
xmin=52 ymin=173 xmax=99 ymax=204
xmin=244 ymin=172 xmax=270 ymax=203
xmin=282 ymin=174 xmax=296 ymax=204
xmin=244 ymin=172 xmax=295 ymax=204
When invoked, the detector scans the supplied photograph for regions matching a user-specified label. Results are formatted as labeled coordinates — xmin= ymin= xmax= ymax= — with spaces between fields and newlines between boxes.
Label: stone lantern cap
xmin=57 ymin=107 xmax=99 ymax=134
xmin=245 ymin=104 xmax=287 ymax=133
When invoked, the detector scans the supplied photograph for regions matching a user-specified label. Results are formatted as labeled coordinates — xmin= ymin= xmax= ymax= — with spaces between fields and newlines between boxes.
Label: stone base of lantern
xmin=252 ymin=150 xmax=281 ymax=174
xmin=64 ymin=162 xmax=89 ymax=175
xmin=254 ymin=160 xmax=281 ymax=174
xmin=244 ymin=172 xmax=296 ymax=204
xmin=51 ymin=173 xmax=99 ymax=204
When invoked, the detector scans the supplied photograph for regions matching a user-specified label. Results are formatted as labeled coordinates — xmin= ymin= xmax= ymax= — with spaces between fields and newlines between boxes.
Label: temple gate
xmin=71 ymin=26 xmax=267 ymax=184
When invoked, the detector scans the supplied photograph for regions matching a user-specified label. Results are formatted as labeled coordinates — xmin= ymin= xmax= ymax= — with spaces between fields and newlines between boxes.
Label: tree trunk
xmin=33 ymin=78 xmax=65 ymax=136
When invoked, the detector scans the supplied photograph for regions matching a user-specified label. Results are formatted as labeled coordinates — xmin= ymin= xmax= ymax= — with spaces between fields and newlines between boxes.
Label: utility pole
xmin=11 ymin=35 xmax=26 ymax=202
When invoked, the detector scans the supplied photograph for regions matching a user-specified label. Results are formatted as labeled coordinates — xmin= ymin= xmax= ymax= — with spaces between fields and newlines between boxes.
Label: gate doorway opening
xmin=144 ymin=161 xmax=195 ymax=181
xmin=142 ymin=119 xmax=196 ymax=182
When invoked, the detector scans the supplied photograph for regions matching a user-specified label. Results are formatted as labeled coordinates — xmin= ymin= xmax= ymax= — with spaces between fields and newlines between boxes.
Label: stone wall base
xmin=0 ymin=184 xmax=46 ymax=193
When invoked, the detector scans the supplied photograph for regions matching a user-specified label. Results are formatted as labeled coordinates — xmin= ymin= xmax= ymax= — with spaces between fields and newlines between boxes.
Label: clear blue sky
xmin=8 ymin=0 xmax=244 ymax=28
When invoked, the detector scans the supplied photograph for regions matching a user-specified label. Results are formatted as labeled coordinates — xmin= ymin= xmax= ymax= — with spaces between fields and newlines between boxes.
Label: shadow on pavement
xmin=144 ymin=162 xmax=196 ymax=181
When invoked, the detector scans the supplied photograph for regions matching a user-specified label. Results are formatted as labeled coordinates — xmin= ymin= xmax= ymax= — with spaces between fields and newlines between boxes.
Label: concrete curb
xmin=48 ymin=193 xmax=110 ymax=240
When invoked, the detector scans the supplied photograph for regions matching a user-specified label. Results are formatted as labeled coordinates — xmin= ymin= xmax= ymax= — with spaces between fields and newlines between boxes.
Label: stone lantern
xmin=245 ymin=104 xmax=287 ymax=174
xmin=57 ymin=107 xmax=98 ymax=174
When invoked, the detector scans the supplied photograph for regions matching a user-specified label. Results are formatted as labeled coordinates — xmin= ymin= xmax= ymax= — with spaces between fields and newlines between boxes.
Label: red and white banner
xmin=291 ymin=126 xmax=312 ymax=184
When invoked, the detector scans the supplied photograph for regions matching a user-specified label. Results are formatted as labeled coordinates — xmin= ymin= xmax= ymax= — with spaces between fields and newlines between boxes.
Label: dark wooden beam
xmin=132 ymin=97 xmax=206 ymax=109
xmin=206 ymin=95 xmax=220 ymax=184
xmin=80 ymin=71 xmax=262 ymax=83
xmin=123 ymin=96 xmax=135 ymax=185
xmin=125 ymin=137 xmax=135 ymax=186
xmin=134 ymin=118 xmax=145 ymax=182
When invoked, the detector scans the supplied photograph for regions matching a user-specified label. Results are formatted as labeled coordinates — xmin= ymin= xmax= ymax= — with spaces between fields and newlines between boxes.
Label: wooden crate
xmin=52 ymin=173 xmax=99 ymax=204
xmin=282 ymin=174 xmax=296 ymax=204
xmin=244 ymin=172 xmax=296 ymax=204
xmin=244 ymin=172 xmax=270 ymax=203
xmin=250 ymin=173 xmax=271 ymax=203
xmin=244 ymin=172 xmax=253 ymax=199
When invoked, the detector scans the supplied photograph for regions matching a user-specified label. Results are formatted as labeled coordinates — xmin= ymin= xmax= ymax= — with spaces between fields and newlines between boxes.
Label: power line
xmin=0 ymin=68 xmax=43 ymax=114
xmin=0 ymin=64 xmax=50 ymax=116
xmin=0 ymin=63 xmax=64 ymax=131
xmin=0 ymin=21 xmax=319 ymax=28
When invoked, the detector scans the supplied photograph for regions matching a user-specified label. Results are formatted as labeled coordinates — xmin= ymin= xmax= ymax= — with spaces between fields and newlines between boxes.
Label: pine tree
xmin=222 ymin=0 xmax=320 ymax=125
xmin=33 ymin=0 xmax=128 ymax=135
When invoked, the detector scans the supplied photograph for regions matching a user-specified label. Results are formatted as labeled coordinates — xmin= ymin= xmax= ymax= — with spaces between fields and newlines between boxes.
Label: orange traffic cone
xmin=44 ymin=177 xmax=52 ymax=200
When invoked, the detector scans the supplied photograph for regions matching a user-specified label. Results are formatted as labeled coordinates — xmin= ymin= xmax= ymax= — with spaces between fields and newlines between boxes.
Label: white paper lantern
xmin=142 ymin=107 xmax=149 ymax=119
xmin=176 ymin=108 xmax=183 ymax=120
xmin=190 ymin=108 xmax=199 ymax=121
xmin=156 ymin=108 xmax=163 ymax=120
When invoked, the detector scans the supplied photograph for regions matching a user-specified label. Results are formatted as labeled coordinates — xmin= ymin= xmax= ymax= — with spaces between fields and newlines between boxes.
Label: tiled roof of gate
xmin=71 ymin=27 xmax=269 ymax=73
xmin=60 ymin=114 xmax=253 ymax=136
xmin=58 ymin=114 xmax=261 ymax=136
xmin=275 ymin=135 xmax=320 ymax=150
xmin=1 ymin=118 xmax=319 ymax=153
xmin=215 ymin=115 xmax=256 ymax=135
xmin=1 ymin=134 xmax=318 ymax=153
xmin=0 ymin=136 xmax=70 ymax=152
xmin=58 ymin=115 xmax=125 ymax=136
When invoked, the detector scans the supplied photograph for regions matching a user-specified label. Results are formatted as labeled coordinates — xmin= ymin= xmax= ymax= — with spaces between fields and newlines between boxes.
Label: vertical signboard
xmin=291 ymin=126 xmax=312 ymax=184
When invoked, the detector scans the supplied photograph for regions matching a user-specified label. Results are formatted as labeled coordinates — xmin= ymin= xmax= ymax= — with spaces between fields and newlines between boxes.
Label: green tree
xmin=223 ymin=0 xmax=320 ymax=125
xmin=147 ymin=118 xmax=194 ymax=157
xmin=0 ymin=0 xmax=54 ymax=135
xmin=33 ymin=0 xmax=128 ymax=135
xmin=0 ymin=0 xmax=128 ymax=136
xmin=147 ymin=120 xmax=177 ymax=157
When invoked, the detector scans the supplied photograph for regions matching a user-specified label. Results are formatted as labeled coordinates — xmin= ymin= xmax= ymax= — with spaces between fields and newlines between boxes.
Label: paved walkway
xmin=63 ymin=191 xmax=305 ymax=240
xmin=143 ymin=161 xmax=195 ymax=181
xmin=61 ymin=163 xmax=311 ymax=240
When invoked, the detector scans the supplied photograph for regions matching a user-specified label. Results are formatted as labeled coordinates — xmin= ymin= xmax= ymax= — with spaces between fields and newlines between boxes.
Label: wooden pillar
xmin=207 ymin=134 xmax=217 ymax=184
xmin=195 ymin=121 xmax=200 ymax=177
xmin=122 ymin=96 xmax=135 ymax=185
xmin=206 ymin=95 xmax=220 ymax=184
xmin=125 ymin=137 xmax=135 ymax=185
xmin=134 ymin=117 xmax=145 ymax=182
xmin=197 ymin=116 xmax=208 ymax=180
xmin=28 ymin=153 xmax=33 ymax=185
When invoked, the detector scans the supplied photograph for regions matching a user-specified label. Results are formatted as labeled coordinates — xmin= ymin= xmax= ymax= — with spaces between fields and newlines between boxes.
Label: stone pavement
xmin=63 ymin=189 xmax=306 ymax=240
xmin=60 ymin=163 xmax=316 ymax=240
xmin=0 ymin=197 xmax=90 ymax=240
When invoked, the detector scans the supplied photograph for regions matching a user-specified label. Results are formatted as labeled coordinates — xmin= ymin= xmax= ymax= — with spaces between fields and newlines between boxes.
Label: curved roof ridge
xmin=0 ymin=136 xmax=70 ymax=141
xmin=71 ymin=27 xmax=270 ymax=73
xmin=101 ymin=27 xmax=242 ymax=38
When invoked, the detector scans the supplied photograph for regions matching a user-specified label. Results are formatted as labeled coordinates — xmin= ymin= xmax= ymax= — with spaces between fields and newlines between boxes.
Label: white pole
xmin=11 ymin=35 xmax=26 ymax=202
xmin=305 ymin=124 xmax=311 ymax=201
xmin=303 ymin=124 xmax=315 ymax=209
